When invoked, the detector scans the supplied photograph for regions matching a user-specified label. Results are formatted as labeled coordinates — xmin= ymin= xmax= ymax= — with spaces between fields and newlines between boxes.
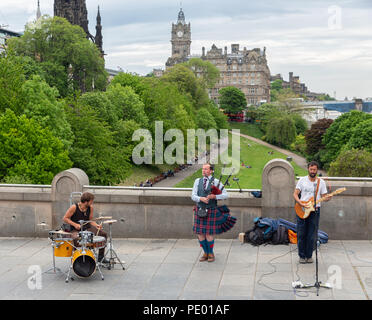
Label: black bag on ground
xmin=271 ymin=225 xmax=289 ymax=245
xmin=244 ymin=217 xmax=274 ymax=246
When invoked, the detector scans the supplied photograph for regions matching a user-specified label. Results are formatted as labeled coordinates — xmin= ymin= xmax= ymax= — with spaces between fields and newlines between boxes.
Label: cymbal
xmin=49 ymin=229 xmax=70 ymax=235
xmin=93 ymin=216 xmax=112 ymax=221
xmin=102 ymin=219 xmax=117 ymax=224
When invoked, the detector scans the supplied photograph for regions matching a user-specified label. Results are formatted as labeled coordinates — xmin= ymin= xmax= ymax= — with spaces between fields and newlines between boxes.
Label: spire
xmin=95 ymin=5 xmax=104 ymax=57
xmin=177 ymin=6 xmax=185 ymax=24
xmin=36 ymin=0 xmax=41 ymax=20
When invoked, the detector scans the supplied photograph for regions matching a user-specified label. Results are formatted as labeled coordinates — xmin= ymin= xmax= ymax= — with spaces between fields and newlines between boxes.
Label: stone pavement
xmin=0 ymin=238 xmax=371 ymax=300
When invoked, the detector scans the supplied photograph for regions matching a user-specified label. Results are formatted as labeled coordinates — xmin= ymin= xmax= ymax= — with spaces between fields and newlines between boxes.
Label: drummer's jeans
xmin=70 ymin=225 xmax=108 ymax=258
xmin=296 ymin=208 xmax=320 ymax=259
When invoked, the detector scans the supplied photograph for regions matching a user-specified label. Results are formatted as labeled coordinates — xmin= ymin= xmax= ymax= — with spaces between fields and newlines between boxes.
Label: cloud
xmin=1 ymin=0 xmax=371 ymax=99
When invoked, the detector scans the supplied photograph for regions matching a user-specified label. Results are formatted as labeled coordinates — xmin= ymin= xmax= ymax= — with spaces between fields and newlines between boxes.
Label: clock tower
xmin=166 ymin=8 xmax=191 ymax=68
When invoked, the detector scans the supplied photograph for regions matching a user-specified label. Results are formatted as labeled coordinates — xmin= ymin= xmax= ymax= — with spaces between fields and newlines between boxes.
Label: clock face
xmin=177 ymin=31 xmax=183 ymax=38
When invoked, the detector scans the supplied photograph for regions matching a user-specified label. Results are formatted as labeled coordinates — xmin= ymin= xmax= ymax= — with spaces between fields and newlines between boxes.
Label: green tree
xmin=0 ymin=109 xmax=72 ymax=184
xmin=21 ymin=75 xmax=74 ymax=148
xmin=106 ymin=84 xmax=149 ymax=128
xmin=321 ymin=110 xmax=372 ymax=167
xmin=0 ymin=54 xmax=26 ymax=114
xmin=162 ymin=64 xmax=210 ymax=109
xmin=304 ymin=118 xmax=333 ymax=166
xmin=206 ymin=101 xmax=229 ymax=129
xmin=266 ymin=116 xmax=296 ymax=148
xmin=345 ymin=118 xmax=372 ymax=152
xmin=8 ymin=16 xmax=107 ymax=96
xmin=291 ymin=113 xmax=308 ymax=135
xmin=329 ymin=149 xmax=372 ymax=177
xmin=66 ymin=103 xmax=132 ymax=185
xmin=196 ymin=108 xmax=217 ymax=130
xmin=109 ymin=72 xmax=147 ymax=97
xmin=218 ymin=86 xmax=247 ymax=114
xmin=183 ymin=58 xmax=220 ymax=89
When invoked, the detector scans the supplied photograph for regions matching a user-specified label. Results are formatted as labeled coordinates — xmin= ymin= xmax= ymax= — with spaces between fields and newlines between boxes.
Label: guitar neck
xmin=315 ymin=188 xmax=346 ymax=205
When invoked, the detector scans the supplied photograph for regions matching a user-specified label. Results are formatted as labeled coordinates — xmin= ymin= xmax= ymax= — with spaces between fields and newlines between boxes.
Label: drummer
xmin=63 ymin=192 xmax=109 ymax=264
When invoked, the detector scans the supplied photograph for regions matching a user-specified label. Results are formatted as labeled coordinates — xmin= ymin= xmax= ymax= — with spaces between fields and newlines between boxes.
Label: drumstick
xmin=96 ymin=222 xmax=102 ymax=236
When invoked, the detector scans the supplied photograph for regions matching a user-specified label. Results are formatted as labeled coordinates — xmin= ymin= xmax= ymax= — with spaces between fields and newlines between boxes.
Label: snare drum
xmin=49 ymin=230 xmax=72 ymax=241
xmin=90 ymin=236 xmax=106 ymax=249
xmin=72 ymin=248 xmax=96 ymax=278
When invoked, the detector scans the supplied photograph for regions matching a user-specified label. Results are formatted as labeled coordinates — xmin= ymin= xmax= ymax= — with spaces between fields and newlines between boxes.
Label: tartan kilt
xmin=193 ymin=204 xmax=237 ymax=235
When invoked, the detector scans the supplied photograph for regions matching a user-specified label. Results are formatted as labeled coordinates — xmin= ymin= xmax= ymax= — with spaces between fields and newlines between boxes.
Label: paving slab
xmin=0 ymin=238 xmax=370 ymax=300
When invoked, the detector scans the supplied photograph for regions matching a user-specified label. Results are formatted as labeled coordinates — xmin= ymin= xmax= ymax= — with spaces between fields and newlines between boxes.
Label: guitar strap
xmin=314 ymin=178 xmax=320 ymax=208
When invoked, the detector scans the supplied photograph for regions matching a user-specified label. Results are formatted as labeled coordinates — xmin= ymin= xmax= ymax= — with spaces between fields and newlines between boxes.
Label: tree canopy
xmin=8 ymin=16 xmax=107 ymax=96
xmin=218 ymin=86 xmax=247 ymax=114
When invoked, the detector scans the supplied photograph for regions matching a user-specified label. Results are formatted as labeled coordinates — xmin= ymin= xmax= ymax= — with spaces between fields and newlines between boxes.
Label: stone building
xmin=54 ymin=0 xmax=104 ymax=56
xmin=271 ymin=72 xmax=308 ymax=95
xmin=200 ymin=44 xmax=271 ymax=105
xmin=165 ymin=9 xmax=271 ymax=106
xmin=271 ymin=72 xmax=327 ymax=100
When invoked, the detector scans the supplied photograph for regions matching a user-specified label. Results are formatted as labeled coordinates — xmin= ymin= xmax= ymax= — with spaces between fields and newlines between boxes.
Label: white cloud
xmin=1 ymin=0 xmax=371 ymax=99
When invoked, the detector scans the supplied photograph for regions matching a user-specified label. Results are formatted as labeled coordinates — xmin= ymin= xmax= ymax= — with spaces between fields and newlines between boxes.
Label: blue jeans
xmin=297 ymin=208 xmax=320 ymax=259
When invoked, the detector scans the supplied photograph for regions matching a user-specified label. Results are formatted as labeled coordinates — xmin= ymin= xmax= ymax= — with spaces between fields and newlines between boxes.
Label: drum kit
xmin=47 ymin=216 xmax=125 ymax=283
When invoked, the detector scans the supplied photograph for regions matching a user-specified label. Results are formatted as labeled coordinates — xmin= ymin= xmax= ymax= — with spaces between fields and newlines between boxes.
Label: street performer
xmin=191 ymin=163 xmax=237 ymax=262
xmin=63 ymin=192 xmax=109 ymax=264
xmin=293 ymin=161 xmax=332 ymax=264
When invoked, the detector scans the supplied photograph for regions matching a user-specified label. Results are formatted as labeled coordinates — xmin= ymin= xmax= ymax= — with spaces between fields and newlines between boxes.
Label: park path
xmin=231 ymin=131 xmax=326 ymax=175
xmin=152 ymin=131 xmax=325 ymax=188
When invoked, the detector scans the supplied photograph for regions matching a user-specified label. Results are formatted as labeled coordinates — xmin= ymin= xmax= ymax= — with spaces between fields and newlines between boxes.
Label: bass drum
xmin=72 ymin=248 xmax=96 ymax=278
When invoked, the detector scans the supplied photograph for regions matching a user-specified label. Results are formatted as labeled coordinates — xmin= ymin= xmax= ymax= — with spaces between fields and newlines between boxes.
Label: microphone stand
xmin=301 ymin=179 xmax=332 ymax=296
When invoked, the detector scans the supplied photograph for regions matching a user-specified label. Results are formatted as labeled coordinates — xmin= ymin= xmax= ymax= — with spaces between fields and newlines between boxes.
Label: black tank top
xmin=71 ymin=203 xmax=91 ymax=230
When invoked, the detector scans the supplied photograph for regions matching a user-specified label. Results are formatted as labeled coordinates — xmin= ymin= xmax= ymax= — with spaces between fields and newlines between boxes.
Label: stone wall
xmin=0 ymin=160 xmax=371 ymax=239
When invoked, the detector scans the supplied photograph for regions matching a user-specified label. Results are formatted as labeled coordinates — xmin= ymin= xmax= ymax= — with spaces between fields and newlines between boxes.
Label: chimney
xmin=231 ymin=44 xmax=239 ymax=53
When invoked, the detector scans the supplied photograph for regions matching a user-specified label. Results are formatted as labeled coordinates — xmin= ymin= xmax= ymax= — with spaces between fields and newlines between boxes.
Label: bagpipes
xmin=209 ymin=165 xmax=238 ymax=196
xmin=197 ymin=166 xmax=241 ymax=218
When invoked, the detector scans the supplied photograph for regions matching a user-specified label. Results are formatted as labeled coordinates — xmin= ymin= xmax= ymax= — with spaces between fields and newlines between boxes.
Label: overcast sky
xmin=1 ymin=0 xmax=372 ymax=100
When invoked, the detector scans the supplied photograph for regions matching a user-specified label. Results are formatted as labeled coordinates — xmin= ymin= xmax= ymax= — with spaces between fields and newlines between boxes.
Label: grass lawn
xmin=175 ymin=134 xmax=308 ymax=189
xmin=229 ymin=122 xmax=264 ymax=139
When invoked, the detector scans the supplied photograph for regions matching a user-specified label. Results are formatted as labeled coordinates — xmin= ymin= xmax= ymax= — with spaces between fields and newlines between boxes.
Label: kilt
xmin=193 ymin=205 xmax=237 ymax=235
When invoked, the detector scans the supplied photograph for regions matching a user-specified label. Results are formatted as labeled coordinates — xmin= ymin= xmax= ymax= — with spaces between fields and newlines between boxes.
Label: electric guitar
xmin=295 ymin=187 xmax=346 ymax=219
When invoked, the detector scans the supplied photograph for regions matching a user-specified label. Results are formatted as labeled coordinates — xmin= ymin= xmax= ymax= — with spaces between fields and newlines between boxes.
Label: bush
xmin=329 ymin=149 xmax=372 ymax=177
xmin=290 ymin=134 xmax=307 ymax=155
xmin=291 ymin=114 xmax=308 ymax=135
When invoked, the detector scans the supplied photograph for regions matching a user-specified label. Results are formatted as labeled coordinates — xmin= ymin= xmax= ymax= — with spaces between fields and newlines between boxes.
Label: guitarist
xmin=293 ymin=161 xmax=332 ymax=264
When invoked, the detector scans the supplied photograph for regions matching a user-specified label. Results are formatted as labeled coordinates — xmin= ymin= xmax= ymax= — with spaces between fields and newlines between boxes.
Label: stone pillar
xmin=261 ymin=159 xmax=295 ymax=219
xmin=51 ymin=168 xmax=89 ymax=229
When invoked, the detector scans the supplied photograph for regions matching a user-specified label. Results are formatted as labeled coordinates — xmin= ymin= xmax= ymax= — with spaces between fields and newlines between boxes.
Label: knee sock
xmin=206 ymin=240 xmax=214 ymax=255
xmin=199 ymin=239 xmax=208 ymax=254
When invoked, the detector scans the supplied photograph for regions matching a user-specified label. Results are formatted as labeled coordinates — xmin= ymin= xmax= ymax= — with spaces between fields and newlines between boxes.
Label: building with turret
xmin=165 ymin=8 xmax=191 ymax=68
xmin=163 ymin=9 xmax=271 ymax=106
xmin=54 ymin=0 xmax=104 ymax=57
